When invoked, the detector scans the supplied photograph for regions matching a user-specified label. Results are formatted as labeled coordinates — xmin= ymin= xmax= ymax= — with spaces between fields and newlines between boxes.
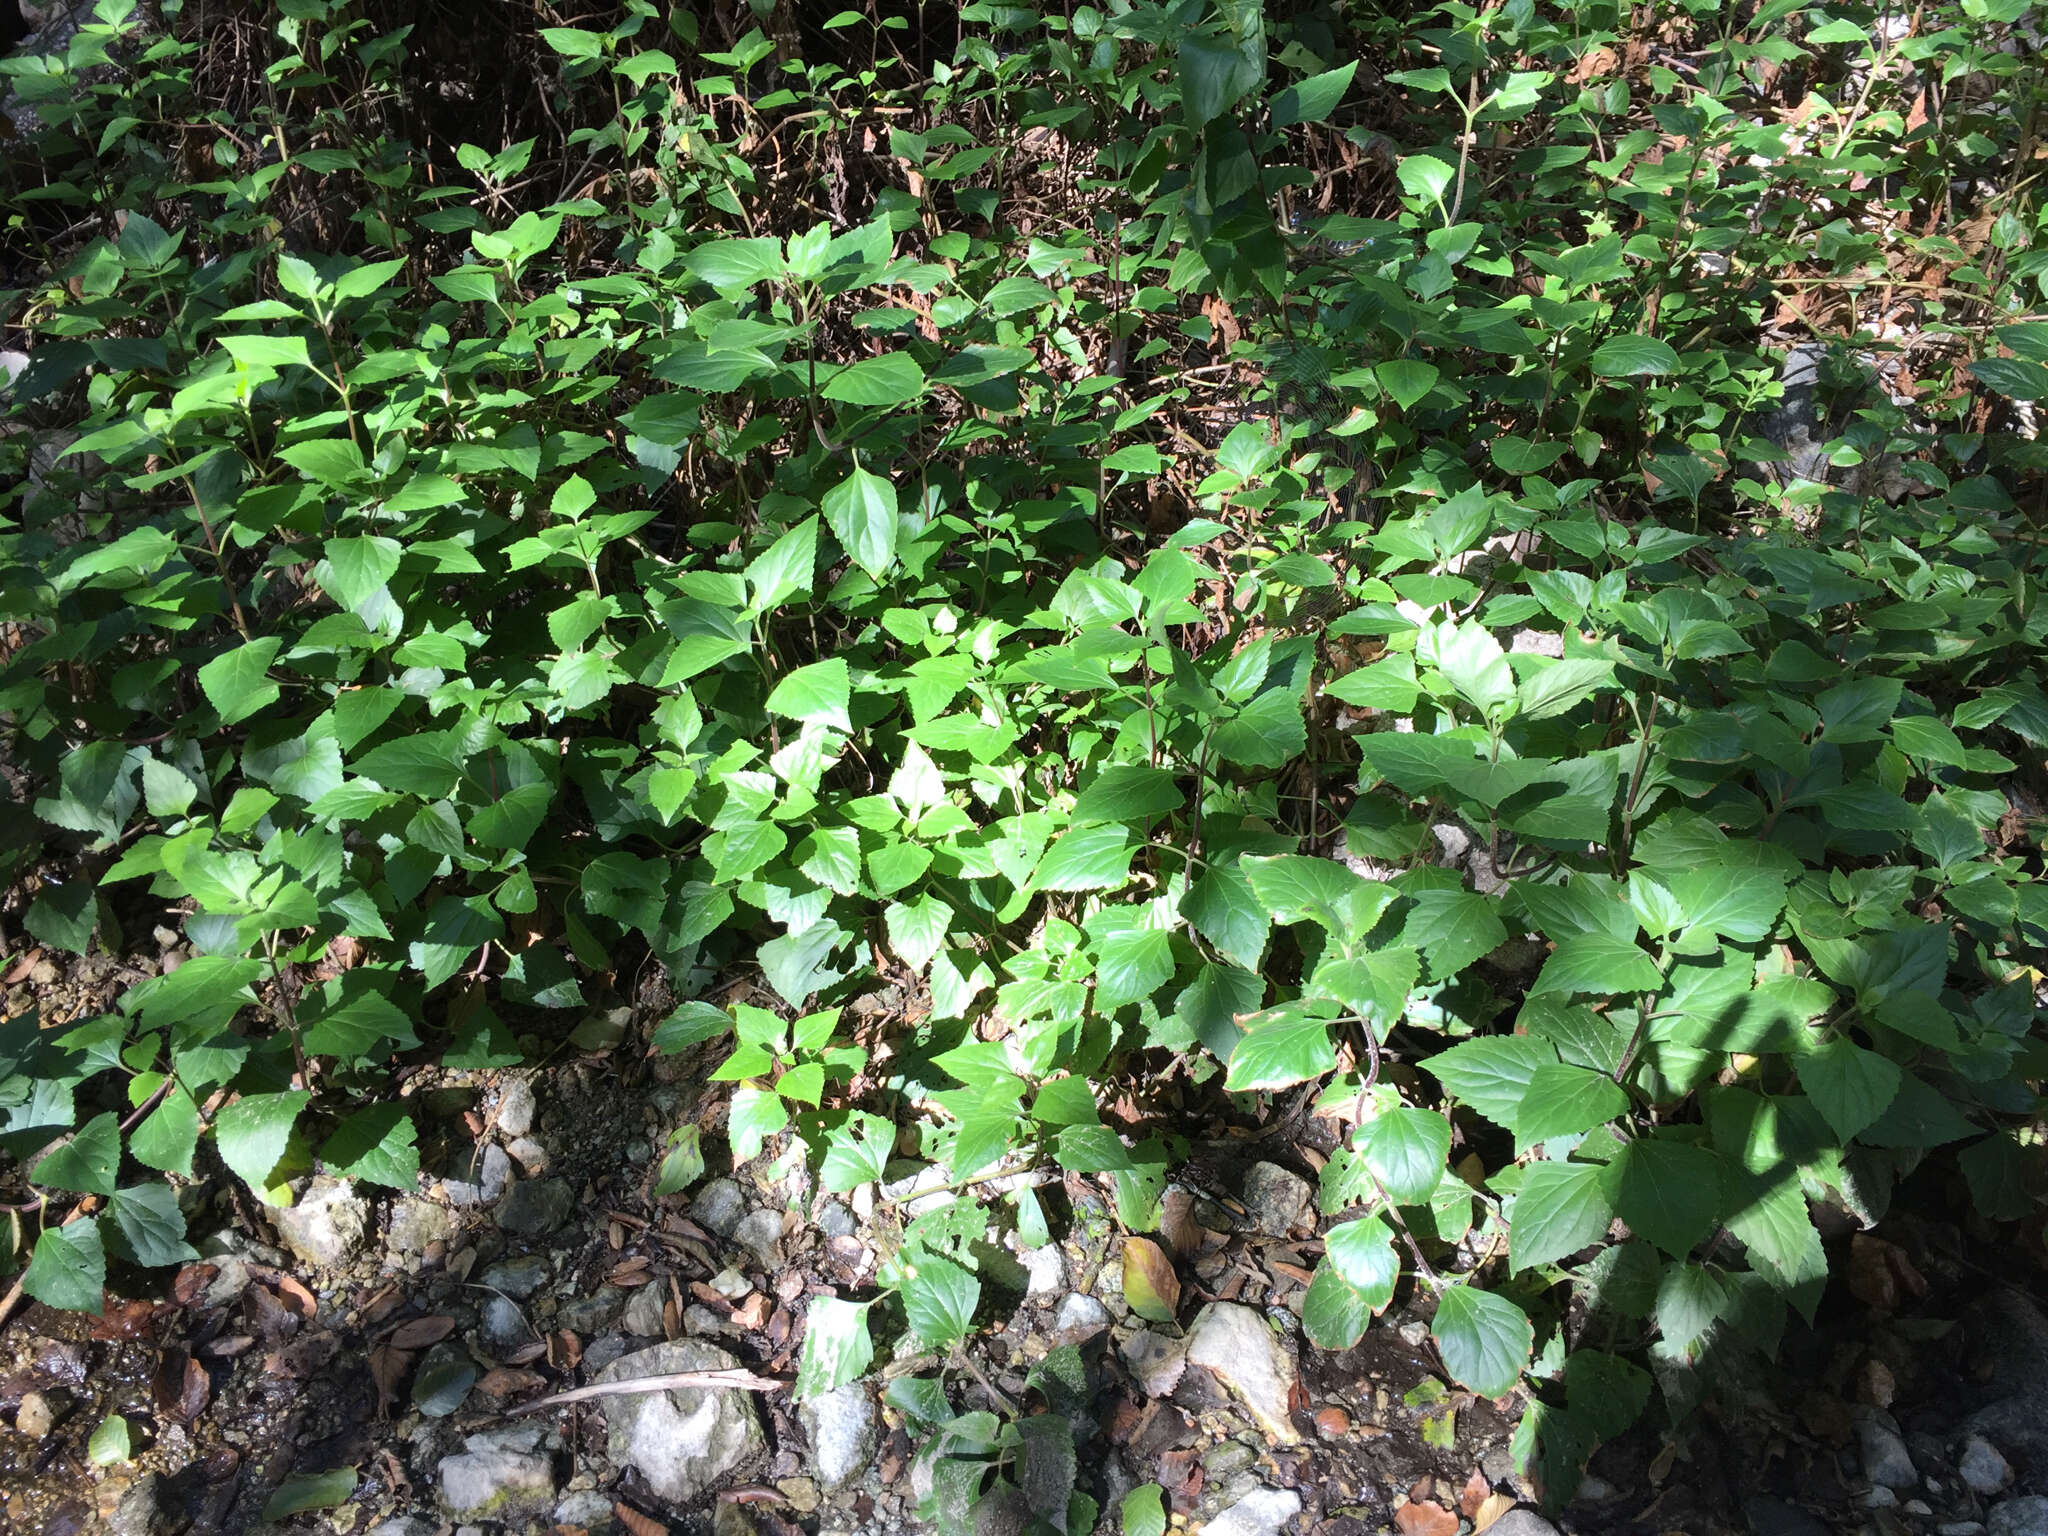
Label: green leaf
xmin=1726 ymin=1174 xmax=1827 ymax=1298
xmin=1818 ymin=675 xmax=1903 ymax=744
xmin=1036 ymin=824 xmax=1135 ymax=892
xmin=797 ymin=1295 xmax=875 ymax=1400
xmin=1071 ymin=764 xmax=1182 ymax=825
xmin=130 ymin=1083 xmax=200 ymax=1175
xmin=22 ymin=1218 xmax=104 ymax=1314
xmin=747 ymin=516 xmax=819 ymax=611
xmin=1509 ymin=1160 xmax=1612 ymax=1273
xmin=198 ymin=638 xmax=282 ymax=726
xmin=88 ymin=1414 xmax=132 ymax=1466
xmin=728 ymin=1085 xmax=790 ymax=1162
xmin=1225 ymin=1011 xmax=1335 ymax=1091
xmin=31 ymin=1111 xmax=120 ymax=1196
xmin=1324 ymin=1213 xmax=1400 ymax=1312
xmin=1095 ymin=928 xmax=1175 ymax=1011
xmin=1613 ymin=1138 xmax=1721 ymax=1257
xmin=820 ymin=1113 xmax=893 ymax=1192
xmin=1376 ymin=359 xmax=1440 ymax=409
xmin=1970 ymin=355 xmax=2048 ymax=401
xmin=1271 ymin=59 xmax=1357 ymax=126
xmin=1179 ymin=32 xmax=1263 ymax=128
xmin=1797 ymin=1036 xmax=1901 ymax=1143
xmin=1362 ymin=1107 xmax=1451 ymax=1203
xmin=320 ymin=1103 xmax=420 ymax=1188
xmin=654 ymin=1124 xmax=707 ymax=1196
xmin=886 ymin=894 xmax=954 ymax=973
xmin=219 ymin=333 xmax=313 ymax=370
xmin=317 ymin=535 xmax=402 ymax=610
xmin=263 ymin=1469 xmax=359 ymax=1521
xmin=1122 ymin=1484 xmax=1168 ymax=1536
xmin=902 ymin=1254 xmax=979 ymax=1347
xmin=1432 ymin=1284 xmax=1532 ymax=1398
xmin=823 ymin=351 xmax=925 ymax=406
xmin=102 ymin=1183 xmax=198 ymax=1267
xmin=766 ymin=658 xmax=852 ymax=731
xmin=1563 ymin=1350 xmax=1652 ymax=1439
xmin=1301 ymin=1264 xmax=1372 ymax=1349
xmin=1654 ymin=1261 xmax=1727 ymax=1349
xmin=1516 ymin=1064 xmax=1628 ymax=1151
xmin=821 ymin=466 xmax=899 ymax=582
xmin=1532 ymin=935 xmax=1664 ymax=997
xmin=1429 ymin=1036 xmax=1557 ymax=1133
xmin=1402 ymin=890 xmax=1507 ymax=982
xmin=1182 ymin=865 xmax=1269 ymax=971
xmin=214 ymin=1089 xmax=309 ymax=1194
xmin=1589 ymin=335 xmax=1679 ymax=376
xmin=1242 ymin=854 xmax=1377 ymax=934
xmin=685 ymin=235 xmax=786 ymax=292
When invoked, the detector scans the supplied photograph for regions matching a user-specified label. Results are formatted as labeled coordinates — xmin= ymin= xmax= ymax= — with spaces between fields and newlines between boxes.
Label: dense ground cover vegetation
xmin=1 ymin=0 xmax=2045 ymax=1525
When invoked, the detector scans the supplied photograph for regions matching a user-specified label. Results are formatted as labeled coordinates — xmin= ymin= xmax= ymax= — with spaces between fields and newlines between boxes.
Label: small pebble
xmin=15 ymin=1392 xmax=53 ymax=1439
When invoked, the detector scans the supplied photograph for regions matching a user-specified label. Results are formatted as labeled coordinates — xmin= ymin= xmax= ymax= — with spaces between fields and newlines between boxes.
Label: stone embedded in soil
xmin=1203 ymin=1487 xmax=1303 ymax=1536
xmin=553 ymin=1491 xmax=612 ymax=1527
xmin=386 ymin=1198 xmax=457 ymax=1259
xmin=558 ymin=1286 xmax=626 ymax=1334
xmin=1120 ymin=1328 xmax=1189 ymax=1398
xmin=367 ymin=1520 xmax=436 ymax=1536
xmin=506 ymin=1135 xmax=549 ymax=1173
xmin=622 ymin=1284 xmax=667 ymax=1337
xmin=1962 ymin=1435 xmax=2014 ymax=1496
xmin=271 ymin=1176 xmax=371 ymax=1269
xmin=1054 ymin=1293 xmax=1110 ymax=1341
xmin=496 ymin=1077 xmax=536 ymax=1138
xmin=480 ymin=1295 xmax=529 ymax=1354
xmin=693 ymin=1178 xmax=747 ymax=1237
xmin=1989 ymin=1497 xmax=2048 ymax=1536
xmin=480 ymin=1143 xmax=513 ymax=1203
xmin=1185 ymin=1302 xmax=1300 ymax=1445
xmin=799 ymin=1380 xmax=878 ymax=1492
xmin=1745 ymin=1495 xmax=1831 ymax=1536
xmin=481 ymin=1254 xmax=551 ymax=1301
xmin=1018 ymin=1241 xmax=1065 ymax=1300
xmin=1859 ymin=1416 xmax=1920 ymax=1490
xmin=496 ymin=1176 xmax=573 ymax=1235
xmin=596 ymin=1340 xmax=765 ymax=1505
xmin=1241 ymin=1163 xmax=1311 ymax=1237
xmin=733 ymin=1208 xmax=785 ymax=1268
xmin=1483 ymin=1512 xmax=1565 ymax=1536
xmin=14 ymin=1391 xmax=53 ymax=1438
xmin=437 ymin=1447 xmax=556 ymax=1521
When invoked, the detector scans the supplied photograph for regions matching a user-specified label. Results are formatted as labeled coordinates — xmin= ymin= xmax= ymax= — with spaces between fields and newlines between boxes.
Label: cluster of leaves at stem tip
xmin=1 ymin=0 xmax=2046 ymax=1523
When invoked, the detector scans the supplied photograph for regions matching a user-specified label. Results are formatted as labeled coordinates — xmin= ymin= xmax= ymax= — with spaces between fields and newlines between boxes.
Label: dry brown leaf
xmin=1395 ymin=1499 xmax=1460 ymax=1536
xmin=172 ymin=1263 xmax=221 ymax=1308
xmin=369 ymin=1343 xmax=411 ymax=1414
xmin=1160 ymin=1189 xmax=1204 ymax=1257
xmin=1569 ymin=45 xmax=1617 ymax=83
xmin=550 ymin=1331 xmax=583 ymax=1370
xmin=90 ymin=1298 xmax=156 ymax=1340
xmin=476 ymin=1367 xmax=545 ymax=1399
xmin=386 ymin=1315 xmax=457 ymax=1350
xmin=1458 ymin=1468 xmax=1493 ymax=1519
xmin=732 ymin=1292 xmax=772 ymax=1331
xmin=2 ymin=949 xmax=42 ymax=984
xmin=1848 ymin=1233 xmax=1927 ymax=1311
xmin=153 ymin=1346 xmax=211 ymax=1423
xmin=258 ymin=1268 xmax=319 ymax=1319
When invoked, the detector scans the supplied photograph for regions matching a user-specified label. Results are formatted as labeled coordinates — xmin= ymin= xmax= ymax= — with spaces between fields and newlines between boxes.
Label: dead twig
xmin=507 ymin=1367 xmax=788 ymax=1416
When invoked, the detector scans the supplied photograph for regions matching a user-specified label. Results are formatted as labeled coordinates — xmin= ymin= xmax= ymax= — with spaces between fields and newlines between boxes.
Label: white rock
xmin=1990 ymin=1497 xmax=2048 ymax=1536
xmin=506 ymin=1136 xmax=549 ymax=1174
xmin=799 ymin=1381 xmax=878 ymax=1492
xmin=437 ymin=1449 xmax=555 ymax=1521
xmin=1185 ymin=1303 xmax=1299 ymax=1444
xmin=1859 ymin=1418 xmax=1919 ymax=1490
xmin=1204 ymin=1487 xmax=1303 ymax=1536
xmin=1484 ymin=1513 xmax=1564 ymax=1536
xmin=597 ymin=1341 xmax=765 ymax=1505
xmin=480 ymin=1144 xmax=513 ymax=1203
xmin=271 ymin=1177 xmax=371 ymax=1270
xmin=692 ymin=1178 xmax=746 ymax=1237
xmin=622 ymin=1284 xmax=667 ymax=1337
xmin=733 ymin=1209 xmax=785 ymax=1268
xmin=1054 ymin=1293 xmax=1110 ymax=1340
xmin=1960 ymin=1435 xmax=2012 ymax=1496
xmin=1019 ymin=1242 xmax=1066 ymax=1300
xmin=496 ymin=1077 xmax=536 ymax=1138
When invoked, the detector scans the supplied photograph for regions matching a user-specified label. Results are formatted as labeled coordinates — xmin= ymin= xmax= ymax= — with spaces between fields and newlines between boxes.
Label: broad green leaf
xmin=1310 ymin=947 xmax=1418 ymax=1033
xmin=1122 ymin=1484 xmax=1168 ymax=1536
xmin=1563 ymin=1350 xmax=1652 ymax=1439
xmin=1036 ymin=824 xmax=1135 ymax=892
xmin=654 ymin=1125 xmax=707 ymax=1196
xmin=1428 ymin=1036 xmax=1557 ymax=1132
xmin=320 ymin=1102 xmax=419 ymax=1188
xmin=214 ymin=1089 xmax=310 ymax=1194
xmin=1361 ymin=1107 xmax=1450 ymax=1203
xmin=823 ymin=351 xmax=925 ymax=406
xmin=1515 ymin=1064 xmax=1628 ymax=1151
xmin=902 ymin=1254 xmax=979 ymax=1347
xmin=1402 ymin=889 xmax=1508 ymax=982
xmin=820 ymin=1113 xmax=893 ymax=1192
xmin=1377 ymin=359 xmax=1440 ymax=410
xmin=886 ymin=894 xmax=954 ymax=973
xmin=1301 ymin=1264 xmax=1372 ymax=1349
xmin=1613 ymin=1138 xmax=1721 ymax=1257
xmin=263 ymin=1469 xmax=359 ymax=1520
xmin=728 ymin=1084 xmax=790 ymax=1163
xmin=821 ymin=466 xmax=898 ymax=581
xmin=1509 ymin=1160 xmax=1612 ymax=1273
xmin=766 ymin=658 xmax=852 ymax=731
xmin=22 ymin=1218 xmax=104 ymax=1314
xmin=1095 ymin=927 xmax=1175 ymax=1011
xmin=1432 ymin=1284 xmax=1532 ymax=1398
xmin=1532 ymin=935 xmax=1664 ymax=997
xmin=88 ymin=1414 xmax=132 ymax=1465
xmin=1654 ymin=1261 xmax=1727 ymax=1349
xmin=130 ymin=1084 xmax=201 ymax=1175
xmin=1071 ymin=764 xmax=1181 ymax=825
xmin=1589 ymin=335 xmax=1679 ymax=376
xmin=1179 ymin=32 xmax=1263 ymax=128
xmin=197 ymin=638 xmax=282 ymax=726
xmin=1271 ymin=59 xmax=1357 ymax=127
xmin=31 ymin=1111 xmax=120 ymax=1196
xmin=1242 ymin=854 xmax=1376 ymax=934
xmin=1225 ymin=1012 xmax=1335 ymax=1091
xmin=102 ymin=1184 xmax=198 ymax=1267
xmin=220 ymin=333 xmax=313 ymax=370
xmin=1797 ymin=1036 xmax=1901 ymax=1143
xmin=1324 ymin=1213 xmax=1400 ymax=1312
xmin=1182 ymin=865 xmax=1269 ymax=971
xmin=797 ymin=1295 xmax=875 ymax=1400
xmin=1726 ymin=1173 xmax=1827 ymax=1300
xmin=685 ymin=236 xmax=785 ymax=292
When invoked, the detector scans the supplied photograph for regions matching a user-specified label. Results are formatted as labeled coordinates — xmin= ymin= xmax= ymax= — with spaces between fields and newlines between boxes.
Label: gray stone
xmin=596 ymin=1341 xmax=766 ymax=1505
xmin=1019 ymin=1242 xmax=1065 ymax=1300
xmin=1054 ymin=1293 xmax=1110 ymax=1340
xmin=387 ymin=1198 xmax=457 ymax=1259
xmin=1961 ymin=1435 xmax=2013 ymax=1496
xmin=497 ymin=1177 xmax=572 ymax=1235
xmin=1943 ymin=1525 xmax=1989 ymax=1536
xmin=554 ymin=1490 xmax=614 ymax=1528
xmin=693 ymin=1178 xmax=747 ymax=1237
xmin=496 ymin=1077 xmax=537 ymax=1138
xmin=506 ymin=1136 xmax=549 ymax=1174
xmin=107 ymin=1476 xmax=161 ymax=1536
xmin=799 ymin=1381 xmax=878 ymax=1492
xmin=1860 ymin=1487 xmax=1899 ymax=1510
xmin=583 ymin=1335 xmax=631 ymax=1374
xmin=1204 ymin=1487 xmax=1303 ymax=1536
xmin=1990 ymin=1498 xmax=2048 ymax=1536
xmin=1120 ymin=1329 xmax=1189 ymax=1398
xmin=818 ymin=1201 xmax=858 ymax=1239
xmin=480 ymin=1295 xmax=529 ymax=1354
xmin=480 ymin=1144 xmax=513 ymax=1203
xmin=438 ymin=1448 xmax=556 ymax=1521
xmin=1241 ymin=1163 xmax=1311 ymax=1238
xmin=733 ymin=1209 xmax=785 ymax=1268
xmin=481 ymin=1255 xmax=551 ymax=1301
xmin=1861 ymin=1418 xmax=1919 ymax=1490
xmin=1185 ymin=1302 xmax=1299 ymax=1444
xmin=685 ymin=1304 xmax=732 ymax=1337
xmin=559 ymin=1287 xmax=626 ymax=1334
xmin=271 ymin=1176 xmax=371 ymax=1270
xmin=1483 ymin=1514 xmax=1564 ymax=1536
xmin=622 ymin=1284 xmax=668 ymax=1338
xmin=365 ymin=1520 xmax=436 ymax=1536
